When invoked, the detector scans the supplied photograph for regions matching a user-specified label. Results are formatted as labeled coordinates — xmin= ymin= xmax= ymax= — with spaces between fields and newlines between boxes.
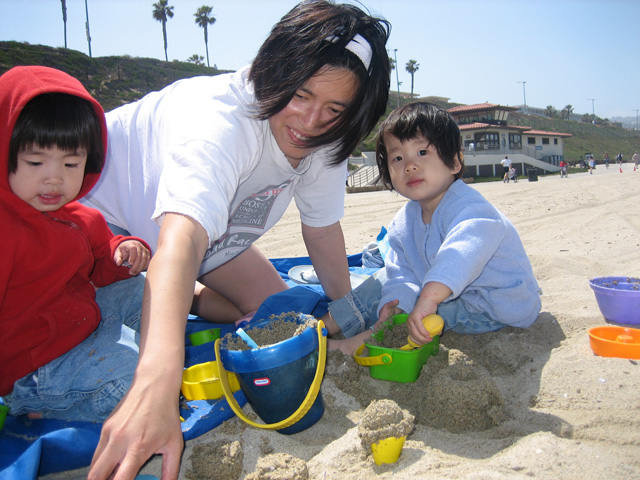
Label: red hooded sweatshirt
xmin=0 ymin=66 xmax=150 ymax=396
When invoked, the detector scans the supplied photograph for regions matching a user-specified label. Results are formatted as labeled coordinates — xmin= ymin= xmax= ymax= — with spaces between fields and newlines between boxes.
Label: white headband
xmin=326 ymin=33 xmax=373 ymax=71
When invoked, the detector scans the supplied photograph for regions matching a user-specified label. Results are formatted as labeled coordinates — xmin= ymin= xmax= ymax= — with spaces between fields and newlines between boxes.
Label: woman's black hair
xmin=249 ymin=0 xmax=391 ymax=165
xmin=376 ymin=102 xmax=465 ymax=190
xmin=9 ymin=93 xmax=104 ymax=174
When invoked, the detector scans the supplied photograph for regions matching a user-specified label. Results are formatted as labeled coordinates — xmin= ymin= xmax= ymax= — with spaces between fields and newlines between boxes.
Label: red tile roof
xmin=459 ymin=123 xmax=530 ymax=132
xmin=521 ymin=129 xmax=572 ymax=137
xmin=448 ymin=103 xmax=519 ymax=114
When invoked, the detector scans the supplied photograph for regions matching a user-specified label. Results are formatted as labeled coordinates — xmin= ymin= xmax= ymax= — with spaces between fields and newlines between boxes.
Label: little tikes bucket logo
xmin=253 ymin=378 xmax=271 ymax=387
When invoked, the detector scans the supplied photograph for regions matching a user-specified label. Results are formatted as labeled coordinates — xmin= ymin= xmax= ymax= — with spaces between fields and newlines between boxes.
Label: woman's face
xmin=268 ymin=66 xmax=358 ymax=168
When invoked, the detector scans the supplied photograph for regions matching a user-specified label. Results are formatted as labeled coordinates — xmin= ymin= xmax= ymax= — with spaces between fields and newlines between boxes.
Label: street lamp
xmin=393 ymin=49 xmax=401 ymax=108
xmin=635 ymin=109 xmax=639 ymax=130
xmin=588 ymin=99 xmax=595 ymax=123
xmin=84 ymin=0 xmax=92 ymax=57
xmin=517 ymin=81 xmax=526 ymax=113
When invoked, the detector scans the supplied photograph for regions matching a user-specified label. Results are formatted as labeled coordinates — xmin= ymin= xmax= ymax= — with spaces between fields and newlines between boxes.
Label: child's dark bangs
xmin=26 ymin=95 xmax=95 ymax=152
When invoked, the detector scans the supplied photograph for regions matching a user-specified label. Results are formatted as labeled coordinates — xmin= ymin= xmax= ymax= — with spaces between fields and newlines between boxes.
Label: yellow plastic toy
xmin=399 ymin=314 xmax=444 ymax=350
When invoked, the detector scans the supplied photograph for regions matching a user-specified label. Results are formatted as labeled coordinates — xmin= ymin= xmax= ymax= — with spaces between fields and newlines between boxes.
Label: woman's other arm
xmin=88 ymin=213 xmax=209 ymax=480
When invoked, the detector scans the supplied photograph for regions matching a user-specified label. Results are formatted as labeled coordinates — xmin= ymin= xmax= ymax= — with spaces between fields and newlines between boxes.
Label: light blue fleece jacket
xmin=379 ymin=179 xmax=541 ymax=328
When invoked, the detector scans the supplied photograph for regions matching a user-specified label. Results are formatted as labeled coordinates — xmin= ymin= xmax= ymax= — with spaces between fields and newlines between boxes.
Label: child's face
xmin=9 ymin=145 xmax=87 ymax=212
xmin=386 ymin=134 xmax=460 ymax=214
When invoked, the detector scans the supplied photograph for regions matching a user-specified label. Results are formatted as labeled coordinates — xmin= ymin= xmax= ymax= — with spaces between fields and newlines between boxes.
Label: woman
xmin=85 ymin=1 xmax=391 ymax=478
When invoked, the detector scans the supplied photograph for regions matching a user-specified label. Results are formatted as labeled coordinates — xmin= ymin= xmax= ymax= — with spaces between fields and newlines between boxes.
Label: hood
xmin=0 ymin=66 xmax=107 ymax=208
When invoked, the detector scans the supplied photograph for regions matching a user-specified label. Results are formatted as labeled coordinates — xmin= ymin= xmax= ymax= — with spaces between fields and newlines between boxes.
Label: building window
xmin=554 ymin=138 xmax=558 ymax=145
xmin=527 ymin=137 xmax=536 ymax=145
xmin=509 ymin=133 xmax=522 ymax=149
xmin=542 ymin=138 xmax=550 ymax=145
xmin=474 ymin=132 xmax=500 ymax=150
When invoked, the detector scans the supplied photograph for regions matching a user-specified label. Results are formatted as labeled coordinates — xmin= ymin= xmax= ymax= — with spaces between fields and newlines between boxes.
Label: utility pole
xmin=588 ymin=99 xmax=595 ymax=123
xmin=517 ymin=81 xmax=526 ymax=113
xmin=635 ymin=109 xmax=638 ymax=130
xmin=394 ymin=49 xmax=401 ymax=108
xmin=84 ymin=0 xmax=92 ymax=57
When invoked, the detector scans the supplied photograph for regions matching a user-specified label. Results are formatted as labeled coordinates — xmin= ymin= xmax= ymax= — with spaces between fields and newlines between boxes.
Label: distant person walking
xmin=616 ymin=153 xmax=623 ymax=173
xmin=603 ymin=151 xmax=609 ymax=169
xmin=501 ymin=155 xmax=512 ymax=183
xmin=588 ymin=156 xmax=596 ymax=174
xmin=632 ymin=151 xmax=639 ymax=172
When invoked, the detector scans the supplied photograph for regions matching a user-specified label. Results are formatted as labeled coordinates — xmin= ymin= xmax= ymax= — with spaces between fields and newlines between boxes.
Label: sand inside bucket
xmin=223 ymin=312 xmax=317 ymax=351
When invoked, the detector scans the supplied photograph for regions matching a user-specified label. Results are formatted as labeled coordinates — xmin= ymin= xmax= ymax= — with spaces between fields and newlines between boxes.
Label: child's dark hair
xmin=376 ymin=102 xmax=465 ymax=190
xmin=9 ymin=93 xmax=104 ymax=174
xmin=249 ymin=0 xmax=391 ymax=165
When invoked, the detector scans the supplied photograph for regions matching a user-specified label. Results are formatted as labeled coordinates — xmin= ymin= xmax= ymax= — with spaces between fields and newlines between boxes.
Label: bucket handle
xmin=353 ymin=344 xmax=393 ymax=366
xmin=214 ymin=320 xmax=327 ymax=430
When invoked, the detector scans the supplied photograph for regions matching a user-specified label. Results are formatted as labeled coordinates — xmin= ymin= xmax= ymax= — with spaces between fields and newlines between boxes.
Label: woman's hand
xmin=88 ymin=370 xmax=184 ymax=480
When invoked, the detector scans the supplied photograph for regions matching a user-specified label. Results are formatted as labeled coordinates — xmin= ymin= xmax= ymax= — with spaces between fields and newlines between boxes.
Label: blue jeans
xmin=327 ymin=269 xmax=505 ymax=337
xmin=3 ymin=276 xmax=144 ymax=422
xmin=328 ymin=269 xmax=386 ymax=337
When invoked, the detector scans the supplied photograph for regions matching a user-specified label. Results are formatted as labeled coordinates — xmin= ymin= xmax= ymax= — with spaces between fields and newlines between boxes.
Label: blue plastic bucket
xmin=217 ymin=319 xmax=325 ymax=434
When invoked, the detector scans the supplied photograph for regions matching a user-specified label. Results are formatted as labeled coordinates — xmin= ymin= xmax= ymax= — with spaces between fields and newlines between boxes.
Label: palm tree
xmin=562 ymin=104 xmax=574 ymax=120
xmin=194 ymin=6 xmax=216 ymax=68
xmin=405 ymin=59 xmax=419 ymax=98
xmin=60 ymin=0 xmax=68 ymax=48
xmin=152 ymin=0 xmax=174 ymax=62
xmin=187 ymin=54 xmax=205 ymax=65
xmin=544 ymin=105 xmax=557 ymax=118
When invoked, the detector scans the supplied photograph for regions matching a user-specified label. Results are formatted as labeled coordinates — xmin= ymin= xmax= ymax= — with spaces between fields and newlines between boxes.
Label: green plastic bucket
xmin=354 ymin=314 xmax=439 ymax=383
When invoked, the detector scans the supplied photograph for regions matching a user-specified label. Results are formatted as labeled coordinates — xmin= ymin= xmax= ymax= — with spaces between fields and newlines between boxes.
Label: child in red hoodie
xmin=0 ymin=66 xmax=151 ymax=422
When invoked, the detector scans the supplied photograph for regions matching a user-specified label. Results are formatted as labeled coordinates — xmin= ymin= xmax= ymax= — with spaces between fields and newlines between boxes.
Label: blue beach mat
xmin=0 ymin=254 xmax=376 ymax=479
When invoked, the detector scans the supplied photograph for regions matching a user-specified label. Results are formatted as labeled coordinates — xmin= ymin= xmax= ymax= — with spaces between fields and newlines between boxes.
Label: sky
xmin=1 ymin=0 xmax=639 ymax=120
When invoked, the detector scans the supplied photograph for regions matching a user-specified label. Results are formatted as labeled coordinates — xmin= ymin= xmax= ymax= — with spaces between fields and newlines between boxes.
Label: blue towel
xmin=0 ymin=253 xmax=376 ymax=478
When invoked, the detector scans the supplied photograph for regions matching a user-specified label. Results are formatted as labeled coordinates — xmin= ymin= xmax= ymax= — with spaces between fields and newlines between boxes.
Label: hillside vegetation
xmin=2 ymin=41 xmax=638 ymax=161
xmin=0 ymin=41 xmax=229 ymax=112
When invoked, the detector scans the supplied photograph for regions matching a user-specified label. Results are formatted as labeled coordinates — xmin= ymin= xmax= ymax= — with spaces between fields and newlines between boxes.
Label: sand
xmin=43 ymin=164 xmax=640 ymax=479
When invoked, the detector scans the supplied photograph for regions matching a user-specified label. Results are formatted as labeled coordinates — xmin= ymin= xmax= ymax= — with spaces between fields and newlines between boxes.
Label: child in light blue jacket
xmin=327 ymin=102 xmax=540 ymax=353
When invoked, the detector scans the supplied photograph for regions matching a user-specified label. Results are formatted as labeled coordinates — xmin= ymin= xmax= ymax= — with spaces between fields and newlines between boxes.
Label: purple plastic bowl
xmin=589 ymin=276 xmax=640 ymax=325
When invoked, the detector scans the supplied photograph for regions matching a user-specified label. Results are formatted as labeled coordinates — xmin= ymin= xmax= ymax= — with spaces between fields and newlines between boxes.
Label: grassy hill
xmin=2 ymin=41 xmax=638 ymax=162
xmin=0 ymin=41 xmax=230 ymax=112
xmin=508 ymin=113 xmax=640 ymax=164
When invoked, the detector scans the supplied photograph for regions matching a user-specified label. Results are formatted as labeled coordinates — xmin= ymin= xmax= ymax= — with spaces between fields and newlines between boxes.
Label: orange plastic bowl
xmin=588 ymin=326 xmax=640 ymax=359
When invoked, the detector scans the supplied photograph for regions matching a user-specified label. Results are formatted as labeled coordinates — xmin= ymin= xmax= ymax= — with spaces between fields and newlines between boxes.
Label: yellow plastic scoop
xmin=399 ymin=314 xmax=444 ymax=351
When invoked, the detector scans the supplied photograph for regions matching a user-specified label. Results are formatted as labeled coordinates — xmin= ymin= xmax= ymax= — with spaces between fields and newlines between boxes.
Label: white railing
xmin=347 ymin=165 xmax=378 ymax=188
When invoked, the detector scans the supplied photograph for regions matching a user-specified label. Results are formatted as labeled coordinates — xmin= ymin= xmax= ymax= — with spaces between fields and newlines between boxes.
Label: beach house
xmin=449 ymin=103 xmax=572 ymax=178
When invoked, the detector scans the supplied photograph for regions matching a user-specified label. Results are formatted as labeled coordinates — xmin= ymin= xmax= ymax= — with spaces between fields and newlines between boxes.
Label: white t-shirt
xmin=501 ymin=157 xmax=512 ymax=168
xmin=82 ymin=67 xmax=347 ymax=275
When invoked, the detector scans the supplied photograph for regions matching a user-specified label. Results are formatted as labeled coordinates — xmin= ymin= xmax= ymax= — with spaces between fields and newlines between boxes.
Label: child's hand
xmin=114 ymin=240 xmax=151 ymax=275
xmin=408 ymin=282 xmax=451 ymax=345
xmin=407 ymin=297 xmax=439 ymax=346
xmin=378 ymin=299 xmax=402 ymax=324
